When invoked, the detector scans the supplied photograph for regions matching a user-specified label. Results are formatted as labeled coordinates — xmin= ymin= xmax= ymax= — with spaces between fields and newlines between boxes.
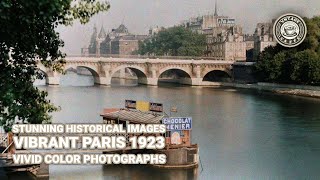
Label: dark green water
xmin=33 ymin=77 xmax=320 ymax=179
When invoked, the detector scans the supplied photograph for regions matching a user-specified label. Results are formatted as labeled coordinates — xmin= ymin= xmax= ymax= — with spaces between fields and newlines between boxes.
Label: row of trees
xmin=137 ymin=26 xmax=206 ymax=56
xmin=254 ymin=16 xmax=320 ymax=85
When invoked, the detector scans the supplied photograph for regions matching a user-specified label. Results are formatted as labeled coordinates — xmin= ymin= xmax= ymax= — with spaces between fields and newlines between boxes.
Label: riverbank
xmin=206 ymin=82 xmax=320 ymax=99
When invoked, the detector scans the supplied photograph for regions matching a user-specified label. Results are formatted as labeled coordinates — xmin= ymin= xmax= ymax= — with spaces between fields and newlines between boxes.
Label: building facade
xmin=244 ymin=34 xmax=254 ymax=51
xmin=244 ymin=34 xmax=255 ymax=61
xmin=181 ymin=2 xmax=235 ymax=34
xmin=206 ymin=25 xmax=246 ymax=60
xmin=82 ymin=24 xmax=148 ymax=56
xmin=253 ymin=22 xmax=277 ymax=60
xmin=182 ymin=2 xmax=245 ymax=61
xmin=111 ymin=35 xmax=148 ymax=55
xmin=149 ymin=26 xmax=165 ymax=36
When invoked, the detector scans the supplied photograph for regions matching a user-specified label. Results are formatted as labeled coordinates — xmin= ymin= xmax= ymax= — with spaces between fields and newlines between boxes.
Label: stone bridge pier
xmin=37 ymin=57 xmax=234 ymax=86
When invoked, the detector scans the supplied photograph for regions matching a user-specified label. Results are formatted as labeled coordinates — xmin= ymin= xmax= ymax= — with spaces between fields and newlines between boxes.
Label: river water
xmin=33 ymin=74 xmax=320 ymax=179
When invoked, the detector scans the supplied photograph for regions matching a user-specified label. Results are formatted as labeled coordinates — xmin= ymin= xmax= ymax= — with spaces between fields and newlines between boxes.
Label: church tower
xmin=88 ymin=24 xmax=97 ymax=55
xmin=214 ymin=0 xmax=218 ymax=16
xmin=96 ymin=25 xmax=107 ymax=56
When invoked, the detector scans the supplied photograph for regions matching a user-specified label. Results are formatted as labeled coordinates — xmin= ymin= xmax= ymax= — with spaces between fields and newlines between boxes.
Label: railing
xmin=68 ymin=53 xmax=231 ymax=61
xmin=0 ymin=133 xmax=8 ymax=147
xmin=0 ymin=133 xmax=12 ymax=154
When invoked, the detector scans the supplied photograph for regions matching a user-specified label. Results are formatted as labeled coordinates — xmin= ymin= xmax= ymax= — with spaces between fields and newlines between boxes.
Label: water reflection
xmin=102 ymin=165 xmax=198 ymax=180
xmin=111 ymin=78 xmax=138 ymax=86
xmin=50 ymin=165 xmax=104 ymax=180
xmin=60 ymin=72 xmax=94 ymax=86
xmin=49 ymin=165 xmax=198 ymax=180
xmin=34 ymin=78 xmax=46 ymax=86
xmin=36 ymin=77 xmax=320 ymax=179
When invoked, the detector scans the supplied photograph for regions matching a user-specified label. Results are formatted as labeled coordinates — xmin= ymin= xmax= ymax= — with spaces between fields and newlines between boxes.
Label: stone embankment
xmin=213 ymin=82 xmax=320 ymax=99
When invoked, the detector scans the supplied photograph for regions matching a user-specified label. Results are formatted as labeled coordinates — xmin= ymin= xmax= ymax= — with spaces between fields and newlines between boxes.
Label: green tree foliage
xmin=290 ymin=50 xmax=320 ymax=84
xmin=0 ymin=0 xmax=110 ymax=131
xmin=138 ymin=26 xmax=206 ymax=56
xmin=255 ymin=16 xmax=320 ymax=85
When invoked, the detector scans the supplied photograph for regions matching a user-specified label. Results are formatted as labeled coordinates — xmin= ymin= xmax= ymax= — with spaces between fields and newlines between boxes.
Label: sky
xmin=57 ymin=0 xmax=320 ymax=55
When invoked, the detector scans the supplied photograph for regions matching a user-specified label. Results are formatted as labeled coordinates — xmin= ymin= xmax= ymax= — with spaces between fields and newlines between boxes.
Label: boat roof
xmin=101 ymin=108 xmax=165 ymax=124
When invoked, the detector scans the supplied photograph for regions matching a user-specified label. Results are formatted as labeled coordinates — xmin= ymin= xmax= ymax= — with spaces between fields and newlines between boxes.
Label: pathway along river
xmin=26 ymin=74 xmax=320 ymax=179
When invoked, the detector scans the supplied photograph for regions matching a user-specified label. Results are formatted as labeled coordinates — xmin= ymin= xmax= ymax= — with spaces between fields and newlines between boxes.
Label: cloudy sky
xmin=57 ymin=0 xmax=320 ymax=54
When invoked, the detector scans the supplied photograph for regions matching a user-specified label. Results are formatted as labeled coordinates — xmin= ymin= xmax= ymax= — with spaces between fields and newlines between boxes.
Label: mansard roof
xmin=115 ymin=24 xmax=129 ymax=33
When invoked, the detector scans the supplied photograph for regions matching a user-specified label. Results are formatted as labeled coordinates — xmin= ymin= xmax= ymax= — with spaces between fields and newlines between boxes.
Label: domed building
xmin=83 ymin=24 xmax=148 ymax=56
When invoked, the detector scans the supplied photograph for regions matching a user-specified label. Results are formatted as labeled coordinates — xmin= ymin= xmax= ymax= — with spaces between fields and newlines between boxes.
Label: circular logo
xmin=273 ymin=13 xmax=307 ymax=47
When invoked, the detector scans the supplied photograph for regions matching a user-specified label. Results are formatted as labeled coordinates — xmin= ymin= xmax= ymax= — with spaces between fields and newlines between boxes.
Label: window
xmin=165 ymin=131 xmax=171 ymax=137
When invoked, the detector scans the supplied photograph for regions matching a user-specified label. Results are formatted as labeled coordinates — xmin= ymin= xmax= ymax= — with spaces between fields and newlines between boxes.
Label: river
xmin=31 ymin=73 xmax=320 ymax=179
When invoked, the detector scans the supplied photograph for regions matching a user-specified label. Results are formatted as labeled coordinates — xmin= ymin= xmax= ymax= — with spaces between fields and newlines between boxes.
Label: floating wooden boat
xmin=101 ymin=100 xmax=199 ymax=169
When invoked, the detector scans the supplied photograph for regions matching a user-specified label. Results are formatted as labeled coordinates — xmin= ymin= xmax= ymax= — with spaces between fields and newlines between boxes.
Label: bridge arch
xmin=63 ymin=64 xmax=103 ymax=85
xmin=110 ymin=65 xmax=148 ymax=85
xmin=34 ymin=64 xmax=52 ymax=85
xmin=158 ymin=67 xmax=193 ymax=85
xmin=202 ymin=69 xmax=232 ymax=82
xmin=33 ymin=68 xmax=49 ymax=85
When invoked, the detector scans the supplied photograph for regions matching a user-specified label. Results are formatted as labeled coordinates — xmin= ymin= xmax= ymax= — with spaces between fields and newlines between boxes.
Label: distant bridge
xmin=38 ymin=55 xmax=239 ymax=86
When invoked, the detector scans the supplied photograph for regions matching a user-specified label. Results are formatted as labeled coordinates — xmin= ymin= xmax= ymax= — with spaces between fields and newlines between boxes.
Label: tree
xmin=290 ymin=50 xmax=320 ymax=84
xmin=137 ymin=26 xmax=206 ymax=56
xmin=0 ymin=0 xmax=110 ymax=132
xmin=254 ymin=16 xmax=320 ymax=85
xmin=255 ymin=50 xmax=286 ymax=82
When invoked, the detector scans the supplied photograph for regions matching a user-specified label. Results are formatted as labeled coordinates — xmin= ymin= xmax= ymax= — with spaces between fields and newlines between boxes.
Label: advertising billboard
xmin=125 ymin=100 xmax=136 ymax=109
xmin=217 ymin=18 xmax=235 ymax=25
xmin=149 ymin=102 xmax=163 ymax=112
xmin=162 ymin=117 xmax=192 ymax=131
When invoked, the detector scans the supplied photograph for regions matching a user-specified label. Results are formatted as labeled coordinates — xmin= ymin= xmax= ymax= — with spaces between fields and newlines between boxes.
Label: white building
xmin=206 ymin=25 xmax=246 ymax=61
xmin=253 ymin=22 xmax=277 ymax=60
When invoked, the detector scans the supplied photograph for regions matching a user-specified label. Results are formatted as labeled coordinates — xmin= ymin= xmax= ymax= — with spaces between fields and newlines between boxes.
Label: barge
xmin=100 ymin=100 xmax=199 ymax=169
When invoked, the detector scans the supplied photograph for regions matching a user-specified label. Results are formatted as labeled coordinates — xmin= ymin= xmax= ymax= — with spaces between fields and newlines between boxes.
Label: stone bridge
xmin=38 ymin=56 xmax=235 ymax=86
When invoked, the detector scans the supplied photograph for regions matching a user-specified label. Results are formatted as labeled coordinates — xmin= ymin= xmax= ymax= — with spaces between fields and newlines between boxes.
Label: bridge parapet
xmin=65 ymin=57 xmax=236 ymax=64
xmin=69 ymin=54 xmax=230 ymax=61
